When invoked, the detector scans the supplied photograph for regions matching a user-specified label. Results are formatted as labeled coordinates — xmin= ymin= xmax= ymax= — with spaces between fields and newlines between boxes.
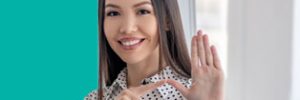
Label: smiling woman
xmin=85 ymin=0 xmax=224 ymax=100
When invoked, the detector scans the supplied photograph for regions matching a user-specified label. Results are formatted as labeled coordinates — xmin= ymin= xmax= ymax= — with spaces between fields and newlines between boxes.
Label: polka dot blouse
xmin=84 ymin=66 xmax=192 ymax=100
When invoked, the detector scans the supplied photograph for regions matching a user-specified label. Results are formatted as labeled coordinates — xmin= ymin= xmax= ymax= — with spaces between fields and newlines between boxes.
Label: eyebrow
xmin=105 ymin=1 xmax=152 ymax=9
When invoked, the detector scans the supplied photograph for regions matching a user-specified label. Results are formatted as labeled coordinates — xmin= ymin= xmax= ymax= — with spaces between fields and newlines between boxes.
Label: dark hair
xmin=98 ymin=0 xmax=191 ymax=99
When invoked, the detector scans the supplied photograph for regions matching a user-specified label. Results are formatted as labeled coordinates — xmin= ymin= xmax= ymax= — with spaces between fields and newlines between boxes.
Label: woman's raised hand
xmin=167 ymin=30 xmax=224 ymax=100
xmin=116 ymin=80 xmax=166 ymax=100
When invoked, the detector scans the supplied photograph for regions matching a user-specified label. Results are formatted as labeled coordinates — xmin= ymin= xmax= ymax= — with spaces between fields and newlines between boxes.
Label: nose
xmin=119 ymin=14 xmax=138 ymax=34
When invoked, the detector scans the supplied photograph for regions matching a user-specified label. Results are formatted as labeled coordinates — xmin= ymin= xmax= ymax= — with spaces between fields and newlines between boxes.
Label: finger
xmin=191 ymin=36 xmax=199 ymax=69
xmin=203 ymin=34 xmax=213 ymax=66
xmin=197 ymin=30 xmax=206 ymax=66
xmin=117 ymin=90 xmax=138 ymax=100
xmin=191 ymin=36 xmax=200 ymax=81
xmin=211 ymin=45 xmax=222 ymax=70
xmin=133 ymin=80 xmax=166 ymax=96
xmin=116 ymin=94 xmax=131 ymax=100
xmin=119 ymin=96 xmax=131 ymax=100
xmin=166 ymin=79 xmax=189 ymax=97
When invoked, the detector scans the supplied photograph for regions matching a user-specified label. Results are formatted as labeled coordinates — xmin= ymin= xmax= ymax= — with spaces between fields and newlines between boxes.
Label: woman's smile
xmin=117 ymin=36 xmax=146 ymax=51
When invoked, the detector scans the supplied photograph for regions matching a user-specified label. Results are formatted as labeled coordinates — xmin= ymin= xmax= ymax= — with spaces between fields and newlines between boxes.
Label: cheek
xmin=139 ymin=16 xmax=158 ymax=40
xmin=104 ymin=19 xmax=118 ymax=41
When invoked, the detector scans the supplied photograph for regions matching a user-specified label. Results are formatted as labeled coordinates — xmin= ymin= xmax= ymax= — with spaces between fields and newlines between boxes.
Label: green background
xmin=0 ymin=0 xmax=98 ymax=99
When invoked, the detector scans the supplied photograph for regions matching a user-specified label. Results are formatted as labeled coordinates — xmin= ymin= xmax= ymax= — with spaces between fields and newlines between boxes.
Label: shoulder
xmin=85 ymin=67 xmax=128 ymax=100
xmin=84 ymin=89 xmax=98 ymax=100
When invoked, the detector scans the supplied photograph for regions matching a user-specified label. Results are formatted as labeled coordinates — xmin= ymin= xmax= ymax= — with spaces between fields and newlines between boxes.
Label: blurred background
xmin=178 ymin=0 xmax=300 ymax=100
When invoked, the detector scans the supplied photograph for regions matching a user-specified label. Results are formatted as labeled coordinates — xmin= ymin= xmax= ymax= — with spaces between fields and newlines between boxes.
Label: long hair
xmin=98 ymin=0 xmax=191 ymax=99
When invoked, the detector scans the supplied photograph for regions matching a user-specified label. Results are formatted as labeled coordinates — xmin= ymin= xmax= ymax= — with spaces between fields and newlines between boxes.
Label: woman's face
xmin=104 ymin=0 xmax=159 ymax=64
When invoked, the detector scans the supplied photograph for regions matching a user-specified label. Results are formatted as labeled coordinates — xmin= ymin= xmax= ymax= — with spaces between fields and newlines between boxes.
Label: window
xmin=196 ymin=0 xmax=228 ymax=76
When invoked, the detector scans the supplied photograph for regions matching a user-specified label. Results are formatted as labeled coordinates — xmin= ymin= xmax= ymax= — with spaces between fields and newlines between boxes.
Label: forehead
xmin=105 ymin=0 xmax=152 ymax=7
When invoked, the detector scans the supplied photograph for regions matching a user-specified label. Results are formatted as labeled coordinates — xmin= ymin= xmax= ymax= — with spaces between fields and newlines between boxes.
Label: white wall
xmin=291 ymin=0 xmax=300 ymax=99
xmin=227 ymin=0 xmax=294 ymax=100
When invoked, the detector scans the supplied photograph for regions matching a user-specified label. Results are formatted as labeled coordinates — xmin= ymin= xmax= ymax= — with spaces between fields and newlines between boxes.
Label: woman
xmin=85 ymin=0 xmax=224 ymax=100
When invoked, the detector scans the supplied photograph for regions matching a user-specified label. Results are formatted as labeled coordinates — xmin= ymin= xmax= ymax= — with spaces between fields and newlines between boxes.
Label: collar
xmin=104 ymin=68 xmax=127 ymax=97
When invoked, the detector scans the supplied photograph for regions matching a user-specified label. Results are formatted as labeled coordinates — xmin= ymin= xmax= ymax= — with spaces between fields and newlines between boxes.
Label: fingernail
xmin=211 ymin=45 xmax=216 ymax=52
xmin=197 ymin=30 xmax=202 ymax=36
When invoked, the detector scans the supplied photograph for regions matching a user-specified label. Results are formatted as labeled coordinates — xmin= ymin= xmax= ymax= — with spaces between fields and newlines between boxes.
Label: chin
xmin=120 ymin=56 xmax=145 ymax=65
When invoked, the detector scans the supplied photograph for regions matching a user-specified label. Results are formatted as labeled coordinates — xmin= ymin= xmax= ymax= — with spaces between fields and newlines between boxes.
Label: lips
xmin=119 ymin=39 xmax=143 ymax=46
xmin=117 ymin=37 xmax=145 ymax=50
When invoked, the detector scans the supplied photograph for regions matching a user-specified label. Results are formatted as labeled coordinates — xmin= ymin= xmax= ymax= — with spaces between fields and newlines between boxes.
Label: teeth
xmin=121 ymin=40 xmax=141 ymax=46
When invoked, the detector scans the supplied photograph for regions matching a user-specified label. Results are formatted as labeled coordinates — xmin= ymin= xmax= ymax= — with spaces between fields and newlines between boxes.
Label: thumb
xmin=166 ymin=79 xmax=189 ymax=97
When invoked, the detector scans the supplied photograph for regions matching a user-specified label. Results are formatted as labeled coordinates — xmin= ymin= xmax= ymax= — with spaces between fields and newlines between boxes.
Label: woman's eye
xmin=137 ymin=9 xmax=151 ymax=15
xmin=106 ymin=11 xmax=120 ymax=17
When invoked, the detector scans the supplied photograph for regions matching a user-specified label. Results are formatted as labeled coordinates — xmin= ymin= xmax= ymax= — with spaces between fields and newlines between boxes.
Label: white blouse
xmin=84 ymin=66 xmax=192 ymax=100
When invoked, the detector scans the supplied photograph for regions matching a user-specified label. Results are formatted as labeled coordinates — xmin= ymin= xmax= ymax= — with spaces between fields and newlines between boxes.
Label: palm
xmin=167 ymin=30 xmax=224 ymax=100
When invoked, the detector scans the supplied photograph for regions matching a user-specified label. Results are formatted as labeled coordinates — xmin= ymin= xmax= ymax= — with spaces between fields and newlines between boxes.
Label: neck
xmin=126 ymin=46 xmax=166 ymax=88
